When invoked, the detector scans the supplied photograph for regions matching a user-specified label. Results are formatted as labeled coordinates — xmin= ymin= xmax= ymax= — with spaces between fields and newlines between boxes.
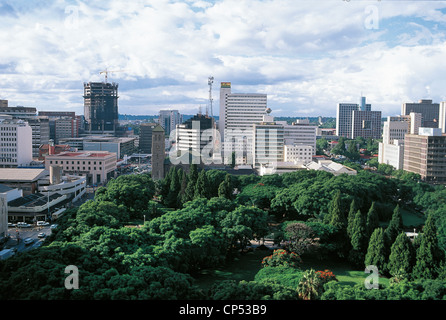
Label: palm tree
xmin=297 ymin=269 xmax=321 ymax=300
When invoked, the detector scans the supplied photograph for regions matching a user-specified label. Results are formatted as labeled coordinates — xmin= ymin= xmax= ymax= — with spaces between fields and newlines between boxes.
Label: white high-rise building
xmin=378 ymin=112 xmax=421 ymax=170
xmin=252 ymin=115 xmax=284 ymax=168
xmin=219 ymin=82 xmax=268 ymax=164
xmin=0 ymin=118 xmax=32 ymax=168
xmin=439 ymin=102 xmax=446 ymax=134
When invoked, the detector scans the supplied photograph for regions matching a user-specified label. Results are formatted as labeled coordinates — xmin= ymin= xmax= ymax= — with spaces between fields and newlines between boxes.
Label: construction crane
xmin=100 ymin=69 xmax=125 ymax=83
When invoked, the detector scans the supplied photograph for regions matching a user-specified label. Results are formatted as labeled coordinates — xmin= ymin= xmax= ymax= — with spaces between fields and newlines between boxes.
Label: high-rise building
xmin=0 ymin=118 xmax=32 ymax=168
xmin=280 ymin=119 xmax=317 ymax=155
xmin=175 ymin=114 xmax=214 ymax=164
xmin=351 ymin=109 xmax=382 ymax=139
xmin=151 ymin=124 xmax=165 ymax=180
xmin=403 ymin=128 xmax=446 ymax=183
xmin=439 ymin=102 xmax=446 ymax=134
xmin=83 ymin=82 xmax=119 ymax=133
xmin=159 ymin=110 xmax=182 ymax=136
xmin=402 ymin=99 xmax=439 ymax=128
xmin=252 ymin=115 xmax=284 ymax=168
xmin=219 ymin=82 xmax=268 ymax=164
xmin=378 ymin=113 xmax=421 ymax=170
xmin=27 ymin=117 xmax=50 ymax=158
xmin=336 ymin=103 xmax=366 ymax=138
xmin=0 ymin=100 xmax=8 ymax=108
xmin=139 ymin=123 xmax=158 ymax=154
xmin=336 ymin=97 xmax=381 ymax=139
xmin=38 ymin=111 xmax=80 ymax=143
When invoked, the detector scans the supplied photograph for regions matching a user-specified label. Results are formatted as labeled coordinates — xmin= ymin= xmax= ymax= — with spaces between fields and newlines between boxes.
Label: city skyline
xmin=1 ymin=1 xmax=446 ymax=117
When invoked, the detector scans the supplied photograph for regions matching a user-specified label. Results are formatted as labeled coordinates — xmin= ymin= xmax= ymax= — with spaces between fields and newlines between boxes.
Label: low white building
xmin=305 ymin=159 xmax=357 ymax=176
xmin=284 ymin=144 xmax=314 ymax=164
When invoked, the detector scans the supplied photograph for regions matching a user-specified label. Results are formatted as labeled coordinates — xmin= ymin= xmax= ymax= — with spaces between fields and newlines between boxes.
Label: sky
xmin=1 ymin=0 xmax=446 ymax=118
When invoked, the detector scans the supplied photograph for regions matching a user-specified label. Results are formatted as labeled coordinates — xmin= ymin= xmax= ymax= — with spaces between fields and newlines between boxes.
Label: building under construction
xmin=83 ymin=82 xmax=119 ymax=133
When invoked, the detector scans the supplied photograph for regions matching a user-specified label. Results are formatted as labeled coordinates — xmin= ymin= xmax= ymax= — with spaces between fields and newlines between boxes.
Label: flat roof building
xmin=403 ymin=128 xmax=446 ymax=183
xmin=45 ymin=151 xmax=117 ymax=186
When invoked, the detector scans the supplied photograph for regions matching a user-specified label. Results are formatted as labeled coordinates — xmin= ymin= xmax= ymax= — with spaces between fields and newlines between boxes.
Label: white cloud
xmin=1 ymin=0 xmax=446 ymax=117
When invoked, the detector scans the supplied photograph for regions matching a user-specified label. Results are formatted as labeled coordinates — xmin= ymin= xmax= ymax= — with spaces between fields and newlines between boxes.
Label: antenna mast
xmin=208 ymin=76 xmax=214 ymax=117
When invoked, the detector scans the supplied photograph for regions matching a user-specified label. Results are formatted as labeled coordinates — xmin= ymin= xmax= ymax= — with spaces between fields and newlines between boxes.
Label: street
xmin=3 ymin=225 xmax=53 ymax=254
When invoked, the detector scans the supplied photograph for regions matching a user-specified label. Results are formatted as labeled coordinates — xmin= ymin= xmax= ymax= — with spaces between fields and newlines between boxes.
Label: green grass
xmin=193 ymin=249 xmax=271 ymax=290
xmin=193 ymin=249 xmax=390 ymax=291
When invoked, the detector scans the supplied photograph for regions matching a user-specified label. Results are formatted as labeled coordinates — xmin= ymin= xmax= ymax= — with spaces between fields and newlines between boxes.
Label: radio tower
xmin=208 ymin=76 xmax=214 ymax=117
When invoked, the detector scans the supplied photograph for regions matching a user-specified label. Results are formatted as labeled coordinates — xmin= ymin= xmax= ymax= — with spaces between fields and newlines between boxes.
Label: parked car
xmin=23 ymin=238 xmax=34 ymax=245
xmin=50 ymin=224 xmax=58 ymax=229
xmin=7 ymin=223 xmax=16 ymax=228
xmin=37 ymin=233 xmax=46 ymax=238
xmin=37 ymin=221 xmax=50 ymax=226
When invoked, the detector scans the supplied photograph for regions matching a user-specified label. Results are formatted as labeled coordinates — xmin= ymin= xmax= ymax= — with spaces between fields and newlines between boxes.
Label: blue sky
xmin=1 ymin=0 xmax=446 ymax=117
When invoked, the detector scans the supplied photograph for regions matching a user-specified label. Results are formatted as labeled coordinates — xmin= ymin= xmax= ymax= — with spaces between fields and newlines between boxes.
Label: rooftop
xmin=0 ymin=168 xmax=48 ymax=182
xmin=48 ymin=151 xmax=115 ymax=158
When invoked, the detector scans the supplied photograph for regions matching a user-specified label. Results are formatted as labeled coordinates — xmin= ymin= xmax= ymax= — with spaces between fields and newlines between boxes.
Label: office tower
xmin=378 ymin=113 xmax=421 ymax=170
xmin=219 ymin=82 xmax=268 ymax=164
xmin=159 ymin=110 xmax=182 ymax=136
xmin=336 ymin=103 xmax=360 ymax=138
xmin=252 ymin=115 xmax=284 ymax=168
xmin=27 ymin=117 xmax=50 ymax=158
xmin=402 ymin=99 xmax=439 ymax=128
xmin=403 ymin=128 xmax=446 ymax=183
xmin=336 ymin=97 xmax=381 ymax=139
xmin=351 ymin=109 xmax=382 ymax=139
xmin=38 ymin=111 xmax=80 ymax=143
xmin=0 ymin=100 xmax=8 ymax=108
xmin=439 ymin=102 xmax=446 ymax=134
xmin=280 ymin=119 xmax=317 ymax=155
xmin=139 ymin=123 xmax=158 ymax=154
xmin=151 ymin=124 xmax=165 ymax=180
xmin=175 ymin=113 xmax=214 ymax=163
xmin=83 ymin=82 xmax=119 ymax=133
xmin=0 ymin=118 xmax=32 ymax=168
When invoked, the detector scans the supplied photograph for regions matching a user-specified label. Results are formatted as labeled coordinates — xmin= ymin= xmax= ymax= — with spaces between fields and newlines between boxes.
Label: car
xmin=17 ymin=222 xmax=31 ymax=228
xmin=50 ymin=224 xmax=58 ymax=229
xmin=37 ymin=221 xmax=50 ymax=226
xmin=37 ymin=232 xmax=46 ymax=238
xmin=8 ymin=223 xmax=16 ymax=228
xmin=23 ymin=238 xmax=34 ymax=245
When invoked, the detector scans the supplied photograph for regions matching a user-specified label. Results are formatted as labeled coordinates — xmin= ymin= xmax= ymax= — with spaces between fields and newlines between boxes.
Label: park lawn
xmin=300 ymin=254 xmax=390 ymax=288
xmin=193 ymin=249 xmax=272 ymax=291
xmin=194 ymin=248 xmax=390 ymax=291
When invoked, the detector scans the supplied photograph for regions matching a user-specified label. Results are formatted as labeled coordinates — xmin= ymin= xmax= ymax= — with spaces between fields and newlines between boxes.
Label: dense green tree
xmin=327 ymin=190 xmax=347 ymax=231
xmin=366 ymin=202 xmax=380 ymax=237
xmin=364 ymin=228 xmax=387 ymax=274
xmin=183 ymin=164 xmax=198 ymax=203
xmin=388 ymin=232 xmax=415 ymax=279
xmin=385 ymin=204 xmax=404 ymax=247
xmin=194 ymin=169 xmax=210 ymax=199
xmin=348 ymin=210 xmax=367 ymax=267
xmin=347 ymin=199 xmax=358 ymax=238
xmin=218 ymin=174 xmax=233 ymax=199
xmin=413 ymin=214 xmax=445 ymax=280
